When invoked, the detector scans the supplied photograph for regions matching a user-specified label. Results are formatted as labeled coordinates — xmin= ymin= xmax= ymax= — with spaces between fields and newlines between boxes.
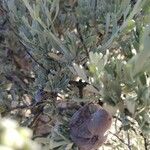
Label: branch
xmin=109 ymin=131 xmax=129 ymax=147
xmin=140 ymin=133 xmax=148 ymax=150
xmin=1 ymin=5 xmax=50 ymax=74
xmin=22 ymin=44 xmax=49 ymax=73
xmin=127 ymin=131 xmax=132 ymax=150
xmin=74 ymin=14 xmax=89 ymax=58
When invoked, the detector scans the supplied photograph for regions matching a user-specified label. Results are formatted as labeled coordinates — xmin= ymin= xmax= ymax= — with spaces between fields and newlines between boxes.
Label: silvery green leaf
xmin=21 ymin=16 xmax=31 ymax=28
xmin=126 ymin=100 xmax=136 ymax=114
xmin=105 ymin=13 xmax=111 ymax=36
xmin=22 ymin=0 xmax=35 ymax=19
xmin=111 ymin=14 xmax=118 ymax=34
xmin=6 ymin=0 xmax=17 ymax=13
xmin=89 ymin=50 xmax=109 ymax=74
xmin=73 ymin=63 xmax=88 ymax=82
xmin=65 ymin=32 xmax=78 ymax=57
xmin=65 ymin=143 xmax=73 ymax=150
xmin=49 ymin=140 xmax=67 ymax=149
xmin=84 ymin=84 xmax=99 ymax=94
xmin=140 ymin=25 xmax=150 ymax=52
xmin=123 ymin=2 xmax=131 ymax=20
xmin=44 ymin=30 xmax=72 ymax=60
xmin=123 ymin=19 xmax=135 ymax=33
xmin=85 ymin=35 xmax=97 ymax=48
xmin=19 ymin=31 xmax=31 ymax=43
xmin=50 ymin=0 xmax=60 ymax=22
xmin=128 ymin=24 xmax=150 ymax=76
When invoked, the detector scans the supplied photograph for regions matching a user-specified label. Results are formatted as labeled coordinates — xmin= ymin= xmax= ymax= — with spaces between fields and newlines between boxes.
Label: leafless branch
xmin=140 ymin=133 xmax=148 ymax=150
xmin=127 ymin=131 xmax=131 ymax=150
xmin=109 ymin=131 xmax=129 ymax=147
xmin=74 ymin=13 xmax=89 ymax=58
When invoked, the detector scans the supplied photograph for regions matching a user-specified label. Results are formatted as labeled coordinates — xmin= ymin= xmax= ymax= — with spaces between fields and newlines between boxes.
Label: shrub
xmin=0 ymin=0 xmax=150 ymax=149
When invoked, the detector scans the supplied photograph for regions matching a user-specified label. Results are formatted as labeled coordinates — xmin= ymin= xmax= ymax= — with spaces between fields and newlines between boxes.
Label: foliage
xmin=0 ymin=0 xmax=150 ymax=149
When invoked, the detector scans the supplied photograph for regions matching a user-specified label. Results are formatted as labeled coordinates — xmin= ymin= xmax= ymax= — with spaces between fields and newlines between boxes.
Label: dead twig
xmin=109 ymin=131 xmax=129 ymax=147
xmin=127 ymin=131 xmax=131 ymax=150
xmin=140 ymin=133 xmax=148 ymax=150
xmin=74 ymin=13 xmax=89 ymax=58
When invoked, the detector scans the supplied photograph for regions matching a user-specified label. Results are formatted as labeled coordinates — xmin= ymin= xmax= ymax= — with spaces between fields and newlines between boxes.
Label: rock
xmin=69 ymin=103 xmax=112 ymax=150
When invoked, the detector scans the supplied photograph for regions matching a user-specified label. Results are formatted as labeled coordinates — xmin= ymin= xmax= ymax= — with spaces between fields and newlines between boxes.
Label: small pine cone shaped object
xmin=69 ymin=103 xmax=112 ymax=150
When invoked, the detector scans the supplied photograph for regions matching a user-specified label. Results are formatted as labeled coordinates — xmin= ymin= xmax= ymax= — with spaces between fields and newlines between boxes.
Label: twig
xmin=28 ymin=110 xmax=43 ymax=128
xmin=140 ymin=133 xmax=148 ymax=150
xmin=92 ymin=0 xmax=103 ymax=47
xmin=69 ymin=79 xmax=88 ymax=98
xmin=93 ymin=0 xmax=102 ymax=38
xmin=5 ymin=102 xmax=36 ymax=113
xmin=109 ymin=131 xmax=129 ymax=147
xmin=22 ymin=44 xmax=49 ymax=73
xmin=143 ymin=137 xmax=148 ymax=150
xmin=93 ymin=0 xmax=97 ymax=23
xmin=10 ymin=25 xmax=49 ymax=73
xmin=127 ymin=131 xmax=132 ymax=150
xmin=74 ymin=14 xmax=89 ymax=58
xmin=8 ymin=104 xmax=32 ymax=112
xmin=5 ymin=100 xmax=48 ymax=113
